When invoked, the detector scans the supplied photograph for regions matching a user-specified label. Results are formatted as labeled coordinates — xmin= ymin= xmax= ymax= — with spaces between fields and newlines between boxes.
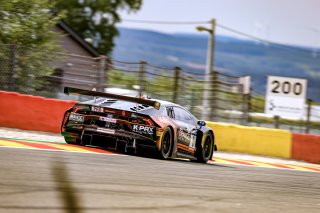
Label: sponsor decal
xmin=132 ymin=125 xmax=154 ymax=135
xmin=85 ymin=127 xmax=96 ymax=132
xmin=91 ymin=106 xmax=104 ymax=113
xmin=99 ymin=117 xmax=116 ymax=123
xmin=97 ymin=128 xmax=115 ymax=134
xmin=104 ymin=109 xmax=116 ymax=114
xmin=177 ymin=129 xmax=191 ymax=143
xmin=69 ymin=113 xmax=84 ymax=122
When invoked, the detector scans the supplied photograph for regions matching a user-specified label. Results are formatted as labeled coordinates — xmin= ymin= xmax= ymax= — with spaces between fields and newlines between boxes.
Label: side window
xmin=173 ymin=107 xmax=197 ymax=125
xmin=183 ymin=110 xmax=197 ymax=125
xmin=173 ymin=107 xmax=183 ymax=121
xmin=166 ymin=107 xmax=175 ymax=119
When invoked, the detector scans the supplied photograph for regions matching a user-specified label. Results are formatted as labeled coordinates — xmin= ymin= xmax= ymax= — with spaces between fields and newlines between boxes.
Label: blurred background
xmin=1 ymin=0 xmax=320 ymax=134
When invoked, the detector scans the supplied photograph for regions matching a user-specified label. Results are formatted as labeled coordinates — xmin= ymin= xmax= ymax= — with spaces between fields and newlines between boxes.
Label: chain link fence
xmin=0 ymin=44 xmax=107 ymax=100
xmin=1 ymin=44 xmax=320 ymax=134
xmin=0 ymin=44 xmax=60 ymax=97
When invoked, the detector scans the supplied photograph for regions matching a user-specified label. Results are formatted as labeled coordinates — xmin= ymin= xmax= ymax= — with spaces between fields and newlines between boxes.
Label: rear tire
xmin=64 ymin=136 xmax=76 ymax=144
xmin=196 ymin=133 xmax=214 ymax=163
xmin=64 ymin=137 xmax=82 ymax=145
xmin=159 ymin=127 xmax=173 ymax=160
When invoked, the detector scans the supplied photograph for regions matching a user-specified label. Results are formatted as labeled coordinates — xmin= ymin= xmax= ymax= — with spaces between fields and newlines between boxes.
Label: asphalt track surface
xmin=1 ymin=146 xmax=320 ymax=213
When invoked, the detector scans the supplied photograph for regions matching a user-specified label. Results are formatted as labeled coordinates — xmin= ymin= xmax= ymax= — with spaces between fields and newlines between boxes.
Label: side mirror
xmin=197 ymin=120 xmax=206 ymax=127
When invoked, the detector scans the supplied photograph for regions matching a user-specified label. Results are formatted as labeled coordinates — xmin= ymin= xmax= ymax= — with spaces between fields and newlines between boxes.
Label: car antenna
xmin=92 ymin=88 xmax=97 ymax=103
xmin=146 ymin=83 xmax=150 ymax=99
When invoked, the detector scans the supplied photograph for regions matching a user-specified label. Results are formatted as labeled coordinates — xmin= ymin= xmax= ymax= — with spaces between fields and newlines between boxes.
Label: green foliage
xmin=108 ymin=69 xmax=139 ymax=88
xmin=250 ymin=96 xmax=265 ymax=113
xmin=107 ymin=69 xmax=203 ymax=105
xmin=0 ymin=0 xmax=63 ymax=95
xmin=107 ymin=70 xmax=176 ymax=99
xmin=0 ymin=0 xmax=61 ymax=47
xmin=55 ymin=0 xmax=142 ymax=55
xmin=148 ymin=72 xmax=174 ymax=92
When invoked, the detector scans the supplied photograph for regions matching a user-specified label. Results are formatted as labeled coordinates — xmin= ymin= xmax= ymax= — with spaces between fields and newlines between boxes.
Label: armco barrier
xmin=206 ymin=122 xmax=292 ymax=158
xmin=0 ymin=91 xmax=77 ymax=133
xmin=292 ymin=133 xmax=320 ymax=164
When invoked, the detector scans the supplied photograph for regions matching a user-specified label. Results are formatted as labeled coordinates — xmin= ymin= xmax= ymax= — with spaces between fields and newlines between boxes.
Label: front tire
xmin=159 ymin=127 xmax=173 ymax=159
xmin=196 ymin=133 xmax=214 ymax=163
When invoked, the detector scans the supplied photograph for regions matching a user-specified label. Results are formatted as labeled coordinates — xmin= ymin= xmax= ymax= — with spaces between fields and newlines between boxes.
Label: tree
xmin=0 ymin=0 xmax=63 ymax=95
xmin=0 ymin=0 xmax=61 ymax=47
xmin=55 ymin=0 xmax=142 ymax=55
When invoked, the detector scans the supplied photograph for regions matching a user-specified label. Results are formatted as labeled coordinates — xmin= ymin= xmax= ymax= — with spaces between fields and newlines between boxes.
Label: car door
xmin=173 ymin=107 xmax=198 ymax=154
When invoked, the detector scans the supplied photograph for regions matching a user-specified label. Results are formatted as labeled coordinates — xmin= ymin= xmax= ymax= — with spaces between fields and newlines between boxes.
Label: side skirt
xmin=175 ymin=152 xmax=197 ymax=161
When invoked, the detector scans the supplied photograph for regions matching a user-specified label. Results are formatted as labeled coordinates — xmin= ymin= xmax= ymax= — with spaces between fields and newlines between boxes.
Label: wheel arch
xmin=195 ymin=128 xmax=215 ymax=160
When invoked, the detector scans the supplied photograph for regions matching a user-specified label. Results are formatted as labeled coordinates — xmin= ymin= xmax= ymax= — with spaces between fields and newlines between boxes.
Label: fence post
xmin=241 ymin=93 xmax=249 ymax=125
xmin=8 ymin=44 xmax=17 ymax=91
xmin=190 ymin=89 xmax=196 ymax=114
xmin=104 ymin=57 xmax=109 ymax=89
xmin=241 ymin=86 xmax=252 ymax=125
xmin=274 ymin=115 xmax=280 ymax=129
xmin=139 ymin=61 xmax=146 ymax=96
xmin=172 ymin=66 xmax=181 ymax=103
xmin=98 ymin=56 xmax=106 ymax=92
xmin=209 ymin=70 xmax=218 ymax=121
xmin=248 ymin=88 xmax=252 ymax=120
xmin=305 ymin=98 xmax=312 ymax=134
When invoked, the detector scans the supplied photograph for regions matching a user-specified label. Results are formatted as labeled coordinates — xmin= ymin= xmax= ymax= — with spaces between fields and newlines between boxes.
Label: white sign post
xmin=239 ymin=76 xmax=251 ymax=94
xmin=265 ymin=76 xmax=307 ymax=119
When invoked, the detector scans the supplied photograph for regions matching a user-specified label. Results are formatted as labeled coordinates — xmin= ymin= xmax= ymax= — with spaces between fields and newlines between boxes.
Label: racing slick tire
xmin=64 ymin=136 xmax=77 ymax=144
xmin=196 ymin=132 xmax=214 ymax=163
xmin=64 ymin=137 xmax=81 ymax=145
xmin=159 ymin=127 xmax=173 ymax=160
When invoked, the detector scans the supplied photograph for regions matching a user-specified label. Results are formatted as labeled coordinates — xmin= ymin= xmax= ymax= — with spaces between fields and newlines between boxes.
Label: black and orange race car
xmin=61 ymin=87 xmax=217 ymax=163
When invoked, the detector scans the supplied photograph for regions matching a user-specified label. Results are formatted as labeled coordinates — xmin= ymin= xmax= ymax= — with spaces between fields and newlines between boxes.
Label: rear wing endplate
xmin=64 ymin=87 xmax=161 ymax=110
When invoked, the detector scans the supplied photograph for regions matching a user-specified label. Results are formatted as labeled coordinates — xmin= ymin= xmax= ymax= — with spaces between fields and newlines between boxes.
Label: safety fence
xmin=0 ymin=44 xmax=105 ymax=99
xmin=0 ymin=44 xmax=320 ymax=134
xmin=107 ymin=60 xmax=250 ymax=123
xmin=0 ymin=44 xmax=60 ymax=97
xmin=106 ymin=59 xmax=320 ymax=135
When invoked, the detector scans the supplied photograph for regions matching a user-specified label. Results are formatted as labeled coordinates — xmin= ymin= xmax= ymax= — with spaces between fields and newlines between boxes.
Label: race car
xmin=61 ymin=87 xmax=217 ymax=163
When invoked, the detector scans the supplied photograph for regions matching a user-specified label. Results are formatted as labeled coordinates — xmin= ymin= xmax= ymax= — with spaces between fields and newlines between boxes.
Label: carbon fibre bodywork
xmin=61 ymin=87 xmax=216 ymax=161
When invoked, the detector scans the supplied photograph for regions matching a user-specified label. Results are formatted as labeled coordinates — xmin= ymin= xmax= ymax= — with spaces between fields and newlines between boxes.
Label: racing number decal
xmin=189 ymin=133 xmax=196 ymax=149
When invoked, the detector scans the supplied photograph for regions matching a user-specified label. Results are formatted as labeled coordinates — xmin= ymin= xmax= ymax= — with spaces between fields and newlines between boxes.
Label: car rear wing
xmin=64 ymin=87 xmax=161 ymax=110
